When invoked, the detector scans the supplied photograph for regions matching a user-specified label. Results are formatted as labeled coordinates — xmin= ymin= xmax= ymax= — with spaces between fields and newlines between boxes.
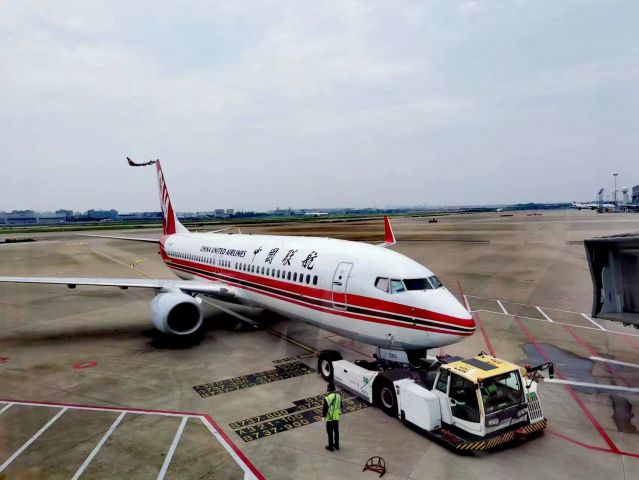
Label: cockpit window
xmin=403 ymin=278 xmax=433 ymax=290
xmin=428 ymin=276 xmax=443 ymax=289
xmin=390 ymin=279 xmax=405 ymax=294
xmin=375 ymin=277 xmax=389 ymax=293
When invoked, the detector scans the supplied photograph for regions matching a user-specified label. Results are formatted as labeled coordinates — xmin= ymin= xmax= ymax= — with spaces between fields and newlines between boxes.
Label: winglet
xmin=379 ymin=216 xmax=396 ymax=247
xmin=127 ymin=157 xmax=156 ymax=167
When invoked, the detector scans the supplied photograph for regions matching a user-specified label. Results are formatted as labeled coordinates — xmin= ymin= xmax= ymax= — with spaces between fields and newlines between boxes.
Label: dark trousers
xmin=326 ymin=420 xmax=339 ymax=448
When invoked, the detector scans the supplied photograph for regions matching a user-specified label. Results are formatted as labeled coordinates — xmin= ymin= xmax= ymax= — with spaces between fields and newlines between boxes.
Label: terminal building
xmin=633 ymin=184 xmax=639 ymax=205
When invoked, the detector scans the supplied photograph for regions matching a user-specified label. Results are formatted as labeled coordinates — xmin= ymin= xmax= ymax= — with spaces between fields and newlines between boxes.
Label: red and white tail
xmin=155 ymin=160 xmax=188 ymax=235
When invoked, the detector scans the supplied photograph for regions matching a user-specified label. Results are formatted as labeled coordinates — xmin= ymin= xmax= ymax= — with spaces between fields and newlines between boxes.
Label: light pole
xmin=613 ymin=173 xmax=618 ymax=206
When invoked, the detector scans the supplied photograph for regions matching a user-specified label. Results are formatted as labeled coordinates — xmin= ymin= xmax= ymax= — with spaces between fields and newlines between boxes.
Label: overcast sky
xmin=1 ymin=1 xmax=637 ymax=212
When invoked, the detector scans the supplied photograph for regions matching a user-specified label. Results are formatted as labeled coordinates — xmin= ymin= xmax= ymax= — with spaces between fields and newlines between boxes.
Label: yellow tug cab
xmin=432 ymin=354 xmax=548 ymax=450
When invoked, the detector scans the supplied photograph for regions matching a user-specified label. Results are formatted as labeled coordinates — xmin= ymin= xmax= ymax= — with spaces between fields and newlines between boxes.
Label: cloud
xmin=0 ymin=0 xmax=638 ymax=210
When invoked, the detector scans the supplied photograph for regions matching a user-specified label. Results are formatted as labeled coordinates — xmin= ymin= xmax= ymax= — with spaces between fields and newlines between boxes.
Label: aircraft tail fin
xmin=127 ymin=157 xmax=188 ymax=235
xmin=155 ymin=160 xmax=188 ymax=235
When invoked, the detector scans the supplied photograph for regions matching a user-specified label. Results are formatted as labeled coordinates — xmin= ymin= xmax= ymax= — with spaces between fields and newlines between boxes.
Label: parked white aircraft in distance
xmin=0 ymin=159 xmax=475 ymax=360
xmin=572 ymin=201 xmax=615 ymax=210
xmin=304 ymin=211 xmax=329 ymax=216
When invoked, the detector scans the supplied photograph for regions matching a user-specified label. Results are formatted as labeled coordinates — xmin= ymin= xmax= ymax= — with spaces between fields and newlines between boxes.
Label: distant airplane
xmin=572 ymin=201 xmax=615 ymax=211
xmin=0 ymin=159 xmax=475 ymax=358
xmin=304 ymin=212 xmax=329 ymax=217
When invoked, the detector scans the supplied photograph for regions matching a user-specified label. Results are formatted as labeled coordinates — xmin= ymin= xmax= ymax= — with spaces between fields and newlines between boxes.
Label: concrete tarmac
xmin=1 ymin=210 xmax=638 ymax=479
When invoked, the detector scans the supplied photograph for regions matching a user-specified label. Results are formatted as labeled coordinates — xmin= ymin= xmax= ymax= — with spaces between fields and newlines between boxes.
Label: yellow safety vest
xmin=325 ymin=392 xmax=341 ymax=421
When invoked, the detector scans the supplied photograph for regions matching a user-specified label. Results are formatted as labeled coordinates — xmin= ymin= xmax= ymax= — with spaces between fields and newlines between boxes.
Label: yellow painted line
xmin=92 ymin=250 xmax=157 ymax=279
xmin=264 ymin=327 xmax=318 ymax=354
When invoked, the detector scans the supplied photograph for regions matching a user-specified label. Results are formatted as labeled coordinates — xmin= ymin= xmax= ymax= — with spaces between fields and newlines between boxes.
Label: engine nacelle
xmin=150 ymin=292 xmax=203 ymax=335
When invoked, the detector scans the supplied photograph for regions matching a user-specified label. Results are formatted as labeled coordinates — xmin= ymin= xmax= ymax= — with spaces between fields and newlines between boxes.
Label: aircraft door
xmin=332 ymin=262 xmax=353 ymax=310
xmin=432 ymin=369 xmax=452 ymax=424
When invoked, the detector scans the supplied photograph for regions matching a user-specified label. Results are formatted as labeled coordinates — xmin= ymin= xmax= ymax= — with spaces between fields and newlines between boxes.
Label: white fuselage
xmin=159 ymin=232 xmax=476 ymax=350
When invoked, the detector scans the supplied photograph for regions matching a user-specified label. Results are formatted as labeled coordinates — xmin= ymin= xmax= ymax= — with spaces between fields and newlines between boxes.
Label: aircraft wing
xmin=0 ymin=276 xmax=235 ymax=297
xmin=80 ymin=234 xmax=160 ymax=243
xmin=80 ymin=227 xmax=233 ymax=244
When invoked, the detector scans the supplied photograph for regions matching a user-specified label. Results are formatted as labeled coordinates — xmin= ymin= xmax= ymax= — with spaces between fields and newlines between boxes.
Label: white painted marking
xmin=471 ymin=309 xmax=639 ymax=338
xmin=0 ymin=403 xmax=13 ymax=416
xmin=2 ymin=400 xmax=192 ymax=418
xmin=462 ymin=294 xmax=470 ymax=310
xmin=0 ymin=407 xmax=67 ymax=473
xmin=71 ymin=412 xmax=126 ymax=480
xmin=200 ymin=418 xmax=257 ymax=480
xmin=589 ymin=356 xmax=639 ymax=369
xmin=156 ymin=416 xmax=188 ymax=480
xmin=496 ymin=300 xmax=508 ymax=315
xmin=536 ymin=306 xmax=554 ymax=323
xmin=546 ymin=378 xmax=639 ymax=393
xmin=580 ymin=313 xmax=606 ymax=331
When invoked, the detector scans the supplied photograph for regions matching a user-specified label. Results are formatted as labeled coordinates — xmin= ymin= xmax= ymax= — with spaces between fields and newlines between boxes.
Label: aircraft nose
xmin=426 ymin=288 xmax=476 ymax=331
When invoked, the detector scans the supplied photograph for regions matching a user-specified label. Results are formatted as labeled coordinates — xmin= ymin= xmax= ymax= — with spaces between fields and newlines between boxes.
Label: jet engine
xmin=150 ymin=291 xmax=203 ymax=335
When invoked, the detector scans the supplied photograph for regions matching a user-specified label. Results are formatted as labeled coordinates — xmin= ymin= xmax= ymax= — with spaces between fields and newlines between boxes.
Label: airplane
xmin=571 ymin=201 xmax=615 ymax=210
xmin=0 ymin=160 xmax=475 ymax=360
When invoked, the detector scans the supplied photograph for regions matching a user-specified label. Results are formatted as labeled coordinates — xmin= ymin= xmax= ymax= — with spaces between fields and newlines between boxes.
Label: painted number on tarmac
xmin=230 ymin=392 xmax=369 ymax=442
xmin=193 ymin=361 xmax=314 ymax=398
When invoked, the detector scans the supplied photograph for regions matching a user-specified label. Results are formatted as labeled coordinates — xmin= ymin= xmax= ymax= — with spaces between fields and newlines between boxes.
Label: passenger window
xmin=300 ymin=274 xmax=304 ymax=284
xmin=293 ymin=272 xmax=297 ymax=281
xmin=390 ymin=279 xmax=405 ymax=294
xmin=312 ymin=275 xmax=318 ymax=285
xmin=261 ymin=266 xmax=265 ymax=275
xmin=287 ymin=271 xmax=291 ymax=280
xmin=277 ymin=270 xmax=281 ymax=278
xmin=266 ymin=268 xmax=270 ymax=275
xmin=306 ymin=274 xmax=310 ymax=284
xmin=436 ymin=370 xmax=449 ymax=393
xmin=450 ymin=374 xmax=480 ymax=423
xmin=375 ymin=277 xmax=389 ymax=293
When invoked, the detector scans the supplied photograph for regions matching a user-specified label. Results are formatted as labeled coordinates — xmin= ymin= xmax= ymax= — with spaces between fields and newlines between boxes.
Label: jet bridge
xmin=585 ymin=234 xmax=639 ymax=327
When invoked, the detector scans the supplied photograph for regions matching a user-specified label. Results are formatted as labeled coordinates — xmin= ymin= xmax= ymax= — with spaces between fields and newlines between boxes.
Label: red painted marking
xmin=456 ymin=281 xmax=495 ymax=356
xmin=514 ymin=317 xmax=620 ymax=453
xmin=474 ymin=312 xmax=495 ymax=356
xmin=170 ymin=264 xmax=472 ymax=337
xmin=0 ymin=398 xmax=266 ymax=479
xmin=72 ymin=361 xmax=98 ymax=369
xmin=0 ymin=357 xmax=10 ymax=364
xmin=202 ymin=414 xmax=266 ymax=480
xmin=548 ymin=430 xmax=639 ymax=459
xmin=563 ymin=325 xmax=633 ymax=387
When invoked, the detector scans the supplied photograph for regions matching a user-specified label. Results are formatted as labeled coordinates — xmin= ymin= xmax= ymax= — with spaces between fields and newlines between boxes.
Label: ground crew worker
xmin=323 ymin=382 xmax=341 ymax=451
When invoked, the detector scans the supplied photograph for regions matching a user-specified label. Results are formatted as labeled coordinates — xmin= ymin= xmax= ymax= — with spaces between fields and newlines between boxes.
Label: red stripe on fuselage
xmin=161 ymin=253 xmax=474 ymax=336
xmin=169 ymin=263 xmax=472 ymax=337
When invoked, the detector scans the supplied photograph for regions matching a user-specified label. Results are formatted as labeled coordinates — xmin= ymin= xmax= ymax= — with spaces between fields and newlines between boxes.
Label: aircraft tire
xmin=318 ymin=350 xmax=343 ymax=382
